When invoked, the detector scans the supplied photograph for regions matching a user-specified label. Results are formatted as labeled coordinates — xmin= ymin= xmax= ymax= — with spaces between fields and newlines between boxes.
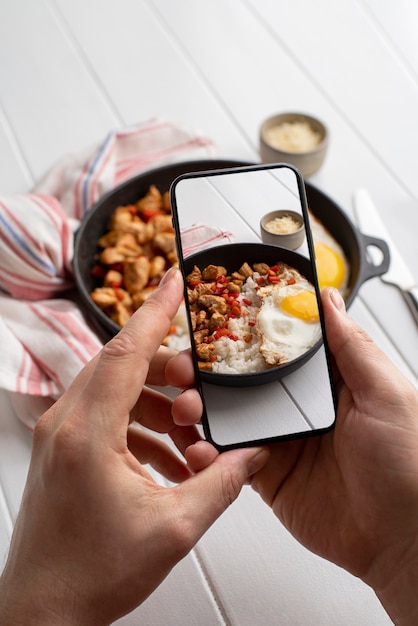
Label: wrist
xmin=0 ymin=563 xmax=93 ymax=626
xmin=366 ymin=539 xmax=418 ymax=626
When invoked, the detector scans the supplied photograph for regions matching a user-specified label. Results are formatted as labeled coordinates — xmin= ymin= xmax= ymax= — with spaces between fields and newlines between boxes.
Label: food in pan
xmin=186 ymin=261 xmax=322 ymax=374
xmin=309 ymin=210 xmax=349 ymax=295
xmin=89 ymin=185 xmax=177 ymax=329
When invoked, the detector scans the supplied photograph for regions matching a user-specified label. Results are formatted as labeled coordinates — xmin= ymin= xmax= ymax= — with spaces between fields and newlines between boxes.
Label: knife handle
xmin=403 ymin=286 xmax=418 ymax=325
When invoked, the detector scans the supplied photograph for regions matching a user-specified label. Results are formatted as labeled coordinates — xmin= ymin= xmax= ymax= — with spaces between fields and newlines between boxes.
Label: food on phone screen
xmin=186 ymin=261 xmax=322 ymax=374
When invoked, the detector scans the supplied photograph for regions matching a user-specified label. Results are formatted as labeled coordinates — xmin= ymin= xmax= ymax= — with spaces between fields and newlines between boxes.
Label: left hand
xmin=0 ymin=267 xmax=268 ymax=626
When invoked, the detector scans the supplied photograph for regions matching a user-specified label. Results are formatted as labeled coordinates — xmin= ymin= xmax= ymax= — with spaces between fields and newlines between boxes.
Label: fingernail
xmin=329 ymin=287 xmax=346 ymax=312
xmin=247 ymin=448 xmax=270 ymax=475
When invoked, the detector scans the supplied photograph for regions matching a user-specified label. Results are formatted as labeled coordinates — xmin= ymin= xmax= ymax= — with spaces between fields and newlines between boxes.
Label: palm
xmin=252 ymin=381 xmax=418 ymax=581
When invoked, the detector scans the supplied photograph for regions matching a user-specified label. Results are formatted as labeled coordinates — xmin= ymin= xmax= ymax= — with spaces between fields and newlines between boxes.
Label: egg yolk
xmin=280 ymin=290 xmax=320 ymax=323
xmin=314 ymin=242 xmax=345 ymax=289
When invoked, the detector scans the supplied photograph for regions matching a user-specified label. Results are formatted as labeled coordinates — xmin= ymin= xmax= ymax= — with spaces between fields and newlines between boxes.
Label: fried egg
xmin=309 ymin=211 xmax=349 ymax=295
xmin=257 ymin=273 xmax=322 ymax=366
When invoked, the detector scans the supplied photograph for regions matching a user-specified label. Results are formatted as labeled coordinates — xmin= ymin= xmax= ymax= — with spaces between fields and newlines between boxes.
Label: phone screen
xmin=170 ymin=164 xmax=337 ymax=450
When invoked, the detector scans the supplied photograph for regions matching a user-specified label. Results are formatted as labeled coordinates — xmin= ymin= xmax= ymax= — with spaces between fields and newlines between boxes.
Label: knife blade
xmin=353 ymin=188 xmax=418 ymax=325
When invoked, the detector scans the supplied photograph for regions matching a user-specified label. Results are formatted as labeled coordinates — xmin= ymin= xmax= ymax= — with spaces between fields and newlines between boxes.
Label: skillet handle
xmin=358 ymin=233 xmax=391 ymax=283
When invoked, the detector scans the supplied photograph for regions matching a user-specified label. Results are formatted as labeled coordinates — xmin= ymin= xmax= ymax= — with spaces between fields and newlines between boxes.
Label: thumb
xmin=321 ymin=287 xmax=400 ymax=401
xmin=176 ymin=446 xmax=269 ymax=543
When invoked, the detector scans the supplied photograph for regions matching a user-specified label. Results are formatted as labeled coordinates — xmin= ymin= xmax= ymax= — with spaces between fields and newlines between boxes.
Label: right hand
xmin=187 ymin=287 xmax=418 ymax=625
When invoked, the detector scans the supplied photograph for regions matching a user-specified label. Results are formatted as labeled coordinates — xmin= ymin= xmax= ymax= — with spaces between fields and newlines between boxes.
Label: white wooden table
xmin=1 ymin=1 xmax=417 ymax=624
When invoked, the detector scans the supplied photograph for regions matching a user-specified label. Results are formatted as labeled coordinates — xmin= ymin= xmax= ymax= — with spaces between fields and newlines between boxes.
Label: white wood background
xmin=1 ymin=1 xmax=417 ymax=623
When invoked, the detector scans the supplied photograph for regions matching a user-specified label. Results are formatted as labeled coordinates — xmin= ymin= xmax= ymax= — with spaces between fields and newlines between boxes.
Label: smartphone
xmin=170 ymin=163 xmax=337 ymax=450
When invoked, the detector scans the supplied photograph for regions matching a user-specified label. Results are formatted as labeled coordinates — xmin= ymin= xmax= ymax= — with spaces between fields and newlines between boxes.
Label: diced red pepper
xmin=140 ymin=209 xmax=165 ymax=222
xmin=214 ymin=328 xmax=230 ymax=340
xmin=256 ymin=277 xmax=266 ymax=286
xmin=91 ymin=264 xmax=106 ymax=278
xmin=287 ymin=277 xmax=296 ymax=285
xmin=114 ymin=288 xmax=125 ymax=301
xmin=268 ymin=275 xmax=281 ymax=284
xmin=243 ymin=297 xmax=252 ymax=306
xmin=248 ymin=319 xmax=256 ymax=327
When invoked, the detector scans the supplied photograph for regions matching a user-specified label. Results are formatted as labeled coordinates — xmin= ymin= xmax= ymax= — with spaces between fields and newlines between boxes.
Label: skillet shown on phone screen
xmin=170 ymin=164 xmax=337 ymax=450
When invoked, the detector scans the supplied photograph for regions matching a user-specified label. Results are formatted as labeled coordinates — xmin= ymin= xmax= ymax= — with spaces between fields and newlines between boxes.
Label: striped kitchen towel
xmin=0 ymin=118 xmax=216 ymax=427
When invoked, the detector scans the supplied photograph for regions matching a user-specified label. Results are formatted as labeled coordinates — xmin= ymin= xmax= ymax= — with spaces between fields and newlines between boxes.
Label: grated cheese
xmin=265 ymin=215 xmax=301 ymax=234
xmin=265 ymin=121 xmax=321 ymax=153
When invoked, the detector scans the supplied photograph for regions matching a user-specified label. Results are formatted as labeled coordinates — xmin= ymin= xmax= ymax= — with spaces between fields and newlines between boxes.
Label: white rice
xmin=211 ymin=276 xmax=266 ymax=374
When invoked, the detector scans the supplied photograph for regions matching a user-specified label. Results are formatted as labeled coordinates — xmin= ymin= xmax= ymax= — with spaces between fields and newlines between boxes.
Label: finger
xmin=81 ymin=268 xmax=184 ymax=431
xmin=171 ymin=388 xmax=203 ymax=426
xmin=172 ymin=447 xmax=270 ymax=549
xmin=130 ymin=386 xmax=202 ymax=454
xmin=321 ymin=288 xmax=405 ymax=405
xmin=185 ymin=440 xmax=219 ymax=473
xmin=126 ymin=426 xmax=192 ymax=483
xmin=146 ymin=345 xmax=178 ymax=387
xmin=165 ymin=350 xmax=196 ymax=389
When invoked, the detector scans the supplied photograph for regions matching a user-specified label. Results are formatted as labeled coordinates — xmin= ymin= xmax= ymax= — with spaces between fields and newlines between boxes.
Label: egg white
xmin=257 ymin=279 xmax=322 ymax=366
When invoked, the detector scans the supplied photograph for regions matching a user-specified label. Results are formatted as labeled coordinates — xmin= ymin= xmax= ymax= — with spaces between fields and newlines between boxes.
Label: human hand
xmin=187 ymin=287 xmax=418 ymax=625
xmin=0 ymin=268 xmax=268 ymax=626
xmin=250 ymin=287 xmax=418 ymax=624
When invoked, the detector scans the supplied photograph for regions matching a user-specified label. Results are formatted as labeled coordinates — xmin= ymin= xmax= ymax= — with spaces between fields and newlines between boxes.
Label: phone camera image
xmin=170 ymin=164 xmax=340 ymax=450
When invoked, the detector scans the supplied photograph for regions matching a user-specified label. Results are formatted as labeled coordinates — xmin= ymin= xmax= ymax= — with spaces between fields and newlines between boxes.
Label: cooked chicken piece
xmin=99 ymin=247 xmax=126 ymax=265
xmin=253 ymin=263 xmax=271 ymax=275
xmin=198 ymin=294 xmax=228 ymax=315
xmin=149 ymin=214 xmax=173 ymax=236
xmin=194 ymin=282 xmax=215 ymax=297
xmin=119 ymin=219 xmax=148 ymax=243
xmin=98 ymin=230 xmax=120 ymax=248
xmin=193 ymin=329 xmax=209 ymax=344
xmin=115 ymin=232 xmax=141 ymax=256
xmin=187 ymin=266 xmax=202 ymax=284
xmin=149 ymin=255 xmax=166 ymax=278
xmin=90 ymin=287 xmax=118 ymax=308
xmin=231 ymin=271 xmax=246 ymax=281
xmin=195 ymin=342 xmax=214 ymax=362
xmin=187 ymin=287 xmax=197 ymax=305
xmin=104 ymin=269 xmax=123 ymax=287
xmin=209 ymin=311 xmax=227 ymax=329
xmin=114 ymin=288 xmax=132 ymax=308
xmin=166 ymin=250 xmax=178 ymax=266
xmin=226 ymin=282 xmax=241 ymax=294
xmin=123 ymin=256 xmax=150 ymax=293
xmin=239 ymin=262 xmax=253 ymax=278
xmin=154 ymin=231 xmax=176 ymax=254
xmin=162 ymin=191 xmax=171 ymax=212
xmin=110 ymin=206 xmax=134 ymax=228
xmin=110 ymin=301 xmax=132 ymax=327
xmin=136 ymin=185 xmax=162 ymax=213
xmin=202 ymin=264 xmax=227 ymax=281
xmin=198 ymin=361 xmax=213 ymax=371
xmin=196 ymin=310 xmax=208 ymax=326
xmin=190 ymin=310 xmax=197 ymax=331
xmin=131 ymin=286 xmax=157 ymax=310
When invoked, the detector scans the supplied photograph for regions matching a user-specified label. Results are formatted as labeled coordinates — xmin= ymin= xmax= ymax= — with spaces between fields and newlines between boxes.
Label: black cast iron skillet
xmin=73 ymin=158 xmax=390 ymax=345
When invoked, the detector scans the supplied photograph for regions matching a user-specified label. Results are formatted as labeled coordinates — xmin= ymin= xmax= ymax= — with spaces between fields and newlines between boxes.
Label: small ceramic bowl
xmin=260 ymin=210 xmax=305 ymax=250
xmin=259 ymin=112 xmax=328 ymax=177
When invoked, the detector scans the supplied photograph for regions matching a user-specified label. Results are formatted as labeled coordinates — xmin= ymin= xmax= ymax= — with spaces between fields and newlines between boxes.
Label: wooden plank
xmin=0 ymin=1 xmax=118 ymax=181
xmin=52 ymin=0 xmax=256 ymax=162
xmin=196 ymin=486 xmax=392 ymax=625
